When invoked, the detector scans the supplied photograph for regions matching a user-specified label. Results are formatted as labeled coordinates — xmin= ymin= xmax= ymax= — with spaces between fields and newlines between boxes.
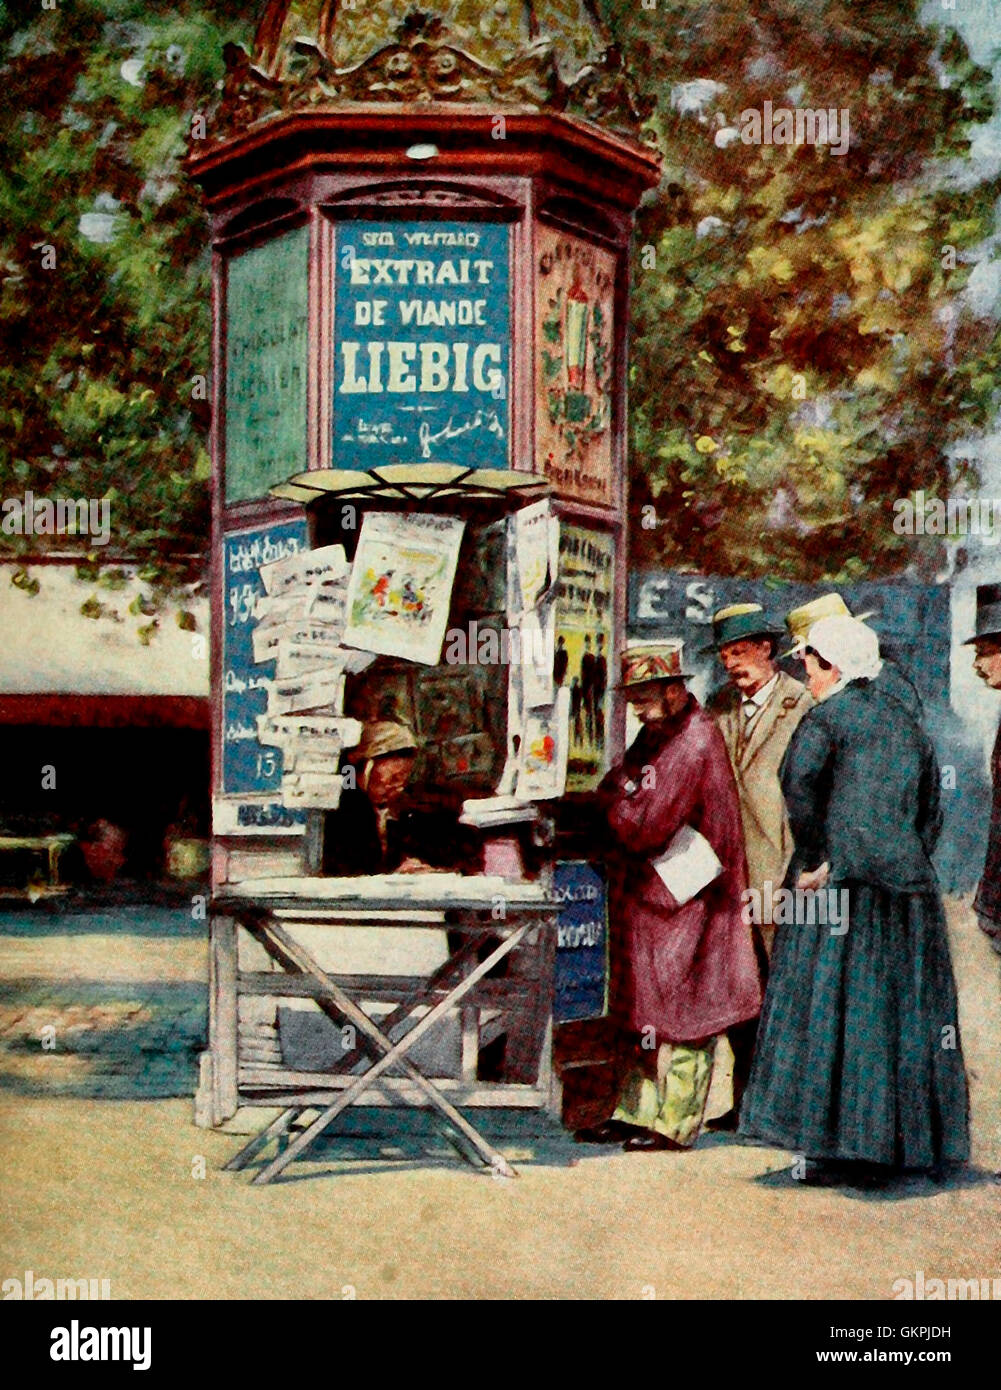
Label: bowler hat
xmin=784 ymin=593 xmax=877 ymax=657
xmin=705 ymin=603 xmax=783 ymax=653
xmin=617 ymin=640 xmax=691 ymax=688
xmin=963 ymin=583 xmax=1001 ymax=644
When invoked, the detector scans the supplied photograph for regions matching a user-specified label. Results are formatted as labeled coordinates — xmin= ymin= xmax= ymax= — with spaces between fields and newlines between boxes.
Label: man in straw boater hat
xmin=575 ymin=641 xmax=763 ymax=1152
xmin=705 ymin=603 xmax=813 ymax=1131
xmin=965 ymin=582 xmax=1001 ymax=954
xmin=785 ymin=592 xmax=924 ymax=722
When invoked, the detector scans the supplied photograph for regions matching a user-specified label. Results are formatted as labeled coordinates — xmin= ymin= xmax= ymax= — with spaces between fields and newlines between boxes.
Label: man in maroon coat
xmin=577 ymin=640 xmax=763 ymax=1152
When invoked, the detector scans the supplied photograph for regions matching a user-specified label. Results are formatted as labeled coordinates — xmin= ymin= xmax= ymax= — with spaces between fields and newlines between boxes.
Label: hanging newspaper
xmin=267 ymin=667 xmax=346 ymax=716
xmin=259 ymin=543 xmax=350 ymax=596
xmin=343 ymin=511 xmax=466 ymax=666
xmin=274 ymin=639 xmax=375 ymax=679
xmin=516 ymin=686 xmax=571 ymax=801
xmin=519 ymin=601 xmax=557 ymax=710
xmin=507 ymin=499 xmax=560 ymax=619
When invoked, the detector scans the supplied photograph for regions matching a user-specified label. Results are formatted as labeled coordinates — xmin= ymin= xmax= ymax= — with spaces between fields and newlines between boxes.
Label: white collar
xmin=818 ymin=674 xmax=852 ymax=702
xmin=741 ymin=673 xmax=779 ymax=712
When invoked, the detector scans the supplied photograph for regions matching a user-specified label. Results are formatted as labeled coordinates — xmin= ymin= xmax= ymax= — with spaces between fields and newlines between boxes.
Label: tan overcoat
xmin=710 ymin=671 xmax=813 ymax=936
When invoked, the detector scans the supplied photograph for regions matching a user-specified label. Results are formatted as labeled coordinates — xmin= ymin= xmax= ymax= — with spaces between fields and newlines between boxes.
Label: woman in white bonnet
xmin=802 ymin=614 xmax=882 ymax=698
xmin=738 ymin=615 xmax=970 ymax=1184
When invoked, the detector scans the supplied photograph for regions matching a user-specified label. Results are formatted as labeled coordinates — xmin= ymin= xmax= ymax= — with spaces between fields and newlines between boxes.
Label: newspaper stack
xmin=254 ymin=544 xmax=373 ymax=809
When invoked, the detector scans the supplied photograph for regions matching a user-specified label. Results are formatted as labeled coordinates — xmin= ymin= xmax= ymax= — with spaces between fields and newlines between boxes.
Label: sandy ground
xmin=1 ymin=897 xmax=999 ymax=1300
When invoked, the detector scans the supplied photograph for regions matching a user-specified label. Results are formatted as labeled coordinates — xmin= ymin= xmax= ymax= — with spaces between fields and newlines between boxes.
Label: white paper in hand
xmin=651 ymin=825 xmax=723 ymax=906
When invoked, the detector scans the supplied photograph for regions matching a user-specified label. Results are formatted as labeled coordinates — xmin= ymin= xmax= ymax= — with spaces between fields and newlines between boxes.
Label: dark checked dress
xmin=974 ymin=715 xmax=1001 ymax=938
xmin=738 ymin=677 xmax=970 ymax=1170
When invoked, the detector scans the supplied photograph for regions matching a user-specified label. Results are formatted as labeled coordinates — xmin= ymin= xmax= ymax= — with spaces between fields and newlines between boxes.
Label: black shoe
xmin=793 ymin=1160 xmax=845 ymax=1186
xmin=574 ymin=1120 xmax=640 ymax=1145
xmin=623 ymin=1131 xmax=688 ymax=1153
xmin=793 ymin=1159 xmax=890 ymax=1187
xmin=705 ymin=1109 xmax=739 ymax=1133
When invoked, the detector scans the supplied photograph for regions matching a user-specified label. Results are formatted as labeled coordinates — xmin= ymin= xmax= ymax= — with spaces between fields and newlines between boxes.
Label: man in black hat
xmin=706 ymin=603 xmax=813 ymax=1129
xmin=966 ymin=583 xmax=1001 ymax=953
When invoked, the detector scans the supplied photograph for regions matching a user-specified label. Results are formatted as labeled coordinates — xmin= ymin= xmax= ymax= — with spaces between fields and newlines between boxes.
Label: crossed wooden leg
xmin=225 ymin=912 xmax=530 ymax=1185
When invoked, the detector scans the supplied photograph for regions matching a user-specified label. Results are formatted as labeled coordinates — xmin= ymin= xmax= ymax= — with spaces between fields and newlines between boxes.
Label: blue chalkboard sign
xmin=222 ymin=520 xmax=309 ymax=820
xmin=552 ymin=861 xmax=608 ymax=1023
xmin=332 ymin=220 xmax=511 ymax=472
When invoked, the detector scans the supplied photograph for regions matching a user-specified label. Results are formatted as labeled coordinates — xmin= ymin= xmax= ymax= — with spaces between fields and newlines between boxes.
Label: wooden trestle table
xmin=207 ymin=873 xmax=560 ymax=1184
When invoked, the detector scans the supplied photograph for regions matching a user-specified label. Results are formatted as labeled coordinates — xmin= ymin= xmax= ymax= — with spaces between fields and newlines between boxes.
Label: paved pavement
xmin=0 ymin=896 xmax=999 ymax=1299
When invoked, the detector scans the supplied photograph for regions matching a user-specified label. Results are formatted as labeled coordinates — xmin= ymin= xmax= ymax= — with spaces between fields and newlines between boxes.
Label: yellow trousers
xmin=612 ymin=1039 xmax=717 ymax=1147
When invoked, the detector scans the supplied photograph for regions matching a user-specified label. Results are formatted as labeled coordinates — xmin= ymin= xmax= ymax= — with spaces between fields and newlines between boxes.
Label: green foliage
xmin=1 ymin=1 xmax=999 ymax=589
xmin=0 ymin=1 xmax=252 ymax=589
xmin=605 ymin=0 xmax=1001 ymax=578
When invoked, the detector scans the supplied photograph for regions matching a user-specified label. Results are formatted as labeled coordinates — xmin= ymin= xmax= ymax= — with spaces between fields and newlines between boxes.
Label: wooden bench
xmin=0 ymin=834 xmax=76 ymax=897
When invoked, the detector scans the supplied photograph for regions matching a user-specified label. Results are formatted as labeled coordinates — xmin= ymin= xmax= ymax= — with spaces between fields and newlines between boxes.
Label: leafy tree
xmin=1 ymin=0 xmax=998 ymax=593
xmin=608 ymin=0 xmax=1001 ymax=579
xmin=0 ymin=1 xmax=249 ymax=592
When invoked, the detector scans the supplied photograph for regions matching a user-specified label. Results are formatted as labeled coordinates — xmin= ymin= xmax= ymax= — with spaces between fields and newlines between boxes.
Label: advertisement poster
xmin=555 ymin=524 xmax=614 ymax=791
xmin=224 ymin=224 xmax=309 ymax=503
xmin=343 ymin=511 xmax=465 ymax=665
xmin=535 ymin=225 xmax=616 ymax=507
xmin=333 ymin=220 xmax=511 ymax=472
xmin=552 ymin=861 xmax=608 ymax=1024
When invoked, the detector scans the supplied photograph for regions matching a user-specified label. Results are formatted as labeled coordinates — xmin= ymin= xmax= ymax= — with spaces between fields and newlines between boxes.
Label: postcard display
xmin=192 ymin=93 xmax=659 ymax=1137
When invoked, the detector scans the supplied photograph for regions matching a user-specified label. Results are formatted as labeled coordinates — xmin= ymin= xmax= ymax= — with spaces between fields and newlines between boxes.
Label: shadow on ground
xmin=749 ymin=1153 xmax=1000 ymax=1200
xmin=233 ymin=1107 xmax=585 ymax=1177
xmin=0 ymin=979 xmax=206 ymax=1098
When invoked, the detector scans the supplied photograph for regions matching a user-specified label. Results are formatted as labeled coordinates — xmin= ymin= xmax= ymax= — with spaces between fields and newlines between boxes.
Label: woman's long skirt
xmin=738 ymin=882 xmax=970 ymax=1169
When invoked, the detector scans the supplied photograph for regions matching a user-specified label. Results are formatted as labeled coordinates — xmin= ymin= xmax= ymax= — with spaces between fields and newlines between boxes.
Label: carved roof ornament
xmin=215 ymin=0 xmax=653 ymax=142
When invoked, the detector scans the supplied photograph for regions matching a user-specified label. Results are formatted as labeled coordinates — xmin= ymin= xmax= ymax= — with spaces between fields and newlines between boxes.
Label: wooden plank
xmin=461 ymin=1007 xmax=479 ymax=1083
xmin=218 ymin=874 xmax=550 ymax=910
xmin=538 ymin=1015 xmax=562 ymax=1120
xmin=239 ymin=972 xmax=429 ymax=997
xmin=237 ymin=971 xmax=536 ymax=1003
xmin=208 ymin=914 xmax=239 ymax=1125
xmin=237 ymin=1081 xmax=546 ymax=1108
xmin=273 ymin=908 xmax=447 ymax=924
xmin=239 ymin=1066 xmax=543 ymax=1093
xmin=224 ymin=1106 xmax=299 ymax=1171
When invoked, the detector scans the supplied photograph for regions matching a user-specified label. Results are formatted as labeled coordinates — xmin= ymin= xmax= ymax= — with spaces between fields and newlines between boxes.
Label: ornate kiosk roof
xmin=220 ymin=0 xmax=651 ymax=139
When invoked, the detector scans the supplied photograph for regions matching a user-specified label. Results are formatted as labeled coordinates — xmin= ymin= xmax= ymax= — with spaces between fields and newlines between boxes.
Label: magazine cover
xmin=342 ymin=511 xmax=465 ymax=666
